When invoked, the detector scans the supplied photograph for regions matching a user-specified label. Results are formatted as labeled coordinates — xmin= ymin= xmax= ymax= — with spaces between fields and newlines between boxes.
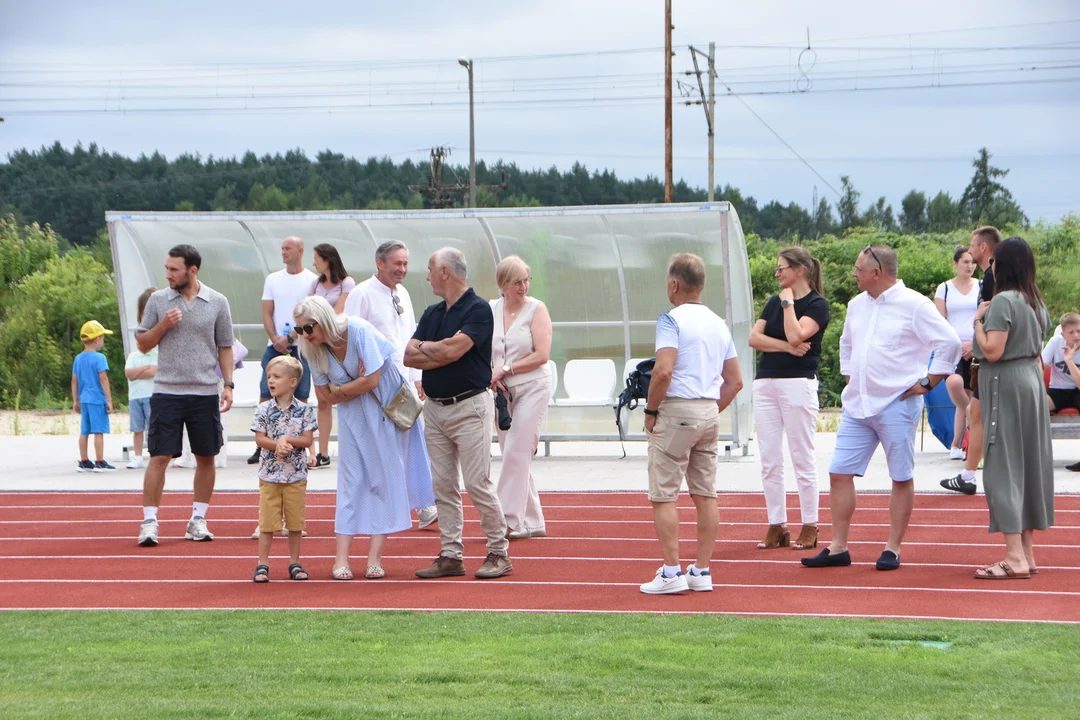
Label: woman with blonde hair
xmin=748 ymin=246 xmax=830 ymax=551
xmin=490 ymin=256 xmax=553 ymax=539
xmin=294 ymin=295 xmax=434 ymax=580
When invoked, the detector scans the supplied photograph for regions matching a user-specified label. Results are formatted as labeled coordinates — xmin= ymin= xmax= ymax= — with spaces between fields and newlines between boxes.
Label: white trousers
xmin=753 ymin=377 xmax=819 ymax=525
xmin=496 ymin=376 xmax=550 ymax=533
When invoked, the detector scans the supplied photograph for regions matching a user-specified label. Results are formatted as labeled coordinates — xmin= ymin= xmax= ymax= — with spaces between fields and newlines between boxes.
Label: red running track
xmin=0 ymin=491 xmax=1077 ymax=623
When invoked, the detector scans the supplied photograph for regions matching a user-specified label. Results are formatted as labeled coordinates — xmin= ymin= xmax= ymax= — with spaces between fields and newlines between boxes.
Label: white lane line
xmin=0 ymin=578 xmax=1075 ymax=597
xmin=5 ymin=504 xmax=1072 ymax=514
xmin=2 ymin=554 xmax=1077 ymax=571
xmin=0 ymin=606 xmax=1073 ymax=623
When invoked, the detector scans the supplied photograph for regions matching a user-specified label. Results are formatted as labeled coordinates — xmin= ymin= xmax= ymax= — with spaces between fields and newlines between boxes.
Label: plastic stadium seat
xmin=558 ymin=359 xmax=617 ymax=406
xmin=231 ymin=361 xmax=264 ymax=408
xmin=622 ymin=358 xmax=649 ymax=385
xmin=546 ymin=360 xmax=558 ymax=404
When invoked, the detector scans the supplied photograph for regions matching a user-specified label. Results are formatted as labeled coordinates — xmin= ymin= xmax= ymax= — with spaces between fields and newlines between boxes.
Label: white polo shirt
xmin=262 ymin=267 xmax=318 ymax=343
xmin=839 ymin=280 xmax=962 ymax=419
xmin=655 ymin=302 xmax=738 ymax=400
xmin=343 ymin=275 xmax=420 ymax=382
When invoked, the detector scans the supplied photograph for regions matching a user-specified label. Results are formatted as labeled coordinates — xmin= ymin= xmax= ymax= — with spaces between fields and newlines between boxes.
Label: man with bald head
xmin=802 ymin=245 xmax=960 ymax=572
xmin=405 ymin=248 xmax=512 ymax=579
xmin=248 ymin=236 xmax=318 ymax=464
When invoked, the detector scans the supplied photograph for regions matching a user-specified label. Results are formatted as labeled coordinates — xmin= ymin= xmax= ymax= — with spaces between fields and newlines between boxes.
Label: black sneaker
xmin=247 ymin=448 xmax=261 ymax=465
xmin=940 ymin=474 xmax=976 ymax=495
xmin=76 ymin=460 xmax=95 ymax=473
xmin=1066 ymin=460 xmax=1080 ymax=472
xmin=93 ymin=460 xmax=117 ymax=472
xmin=313 ymin=453 xmax=331 ymax=469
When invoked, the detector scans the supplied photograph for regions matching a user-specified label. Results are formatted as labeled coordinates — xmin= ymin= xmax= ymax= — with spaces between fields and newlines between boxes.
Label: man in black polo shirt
xmin=405 ymin=247 xmax=512 ymax=579
xmin=941 ymin=225 xmax=1000 ymax=495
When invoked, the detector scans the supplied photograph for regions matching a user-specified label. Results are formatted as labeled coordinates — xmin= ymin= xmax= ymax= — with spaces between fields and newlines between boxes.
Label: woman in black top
xmin=748 ymin=247 xmax=830 ymax=551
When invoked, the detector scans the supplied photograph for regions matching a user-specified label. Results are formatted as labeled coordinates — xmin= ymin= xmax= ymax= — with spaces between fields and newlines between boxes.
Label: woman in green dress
xmin=971 ymin=237 xmax=1054 ymax=580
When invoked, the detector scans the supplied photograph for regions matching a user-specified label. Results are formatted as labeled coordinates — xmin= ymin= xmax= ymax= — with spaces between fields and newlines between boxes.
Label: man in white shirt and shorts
xmin=803 ymin=245 xmax=961 ymax=571
xmin=639 ymin=253 xmax=744 ymax=594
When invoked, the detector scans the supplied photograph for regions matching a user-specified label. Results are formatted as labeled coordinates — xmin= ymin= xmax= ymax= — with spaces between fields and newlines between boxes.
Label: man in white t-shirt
xmin=248 ymin=236 xmax=318 ymax=465
xmin=639 ymin=253 xmax=744 ymax=595
xmin=343 ymin=240 xmax=438 ymax=528
xmin=1042 ymin=314 xmax=1080 ymax=472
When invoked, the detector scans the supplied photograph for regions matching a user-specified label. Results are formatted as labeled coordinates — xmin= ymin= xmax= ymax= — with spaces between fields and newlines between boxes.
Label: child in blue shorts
xmin=125 ymin=289 xmax=158 ymax=469
xmin=73 ymin=320 xmax=116 ymax=472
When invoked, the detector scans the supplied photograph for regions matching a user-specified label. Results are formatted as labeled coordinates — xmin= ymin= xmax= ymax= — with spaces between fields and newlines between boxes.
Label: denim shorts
xmin=829 ymin=395 xmax=922 ymax=481
xmin=129 ymin=397 xmax=151 ymax=432
xmin=80 ymin=403 xmax=110 ymax=435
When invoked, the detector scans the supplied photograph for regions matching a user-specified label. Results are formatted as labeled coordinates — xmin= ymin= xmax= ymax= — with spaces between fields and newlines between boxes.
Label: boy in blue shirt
xmin=72 ymin=320 xmax=116 ymax=472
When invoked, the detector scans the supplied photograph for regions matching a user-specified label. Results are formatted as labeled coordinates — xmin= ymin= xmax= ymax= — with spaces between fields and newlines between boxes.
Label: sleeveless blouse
xmin=310 ymin=276 xmax=356 ymax=308
xmin=490 ymin=296 xmax=550 ymax=389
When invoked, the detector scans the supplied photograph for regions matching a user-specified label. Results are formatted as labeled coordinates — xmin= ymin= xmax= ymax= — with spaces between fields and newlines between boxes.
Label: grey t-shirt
xmin=137 ymin=283 xmax=233 ymax=395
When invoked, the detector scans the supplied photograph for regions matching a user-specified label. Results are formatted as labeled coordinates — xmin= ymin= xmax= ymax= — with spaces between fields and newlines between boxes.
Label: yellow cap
xmin=80 ymin=320 xmax=114 ymax=342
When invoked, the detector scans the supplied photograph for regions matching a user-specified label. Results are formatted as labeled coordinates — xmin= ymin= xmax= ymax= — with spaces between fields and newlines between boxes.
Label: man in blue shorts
xmin=802 ymin=245 xmax=960 ymax=571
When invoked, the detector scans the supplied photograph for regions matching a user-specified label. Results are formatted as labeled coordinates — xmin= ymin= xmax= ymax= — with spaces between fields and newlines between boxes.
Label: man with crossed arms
xmin=803 ymin=245 xmax=960 ymax=572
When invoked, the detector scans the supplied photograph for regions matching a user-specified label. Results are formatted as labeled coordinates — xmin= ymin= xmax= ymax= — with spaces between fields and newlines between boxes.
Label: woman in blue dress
xmin=294 ymin=296 xmax=435 ymax=580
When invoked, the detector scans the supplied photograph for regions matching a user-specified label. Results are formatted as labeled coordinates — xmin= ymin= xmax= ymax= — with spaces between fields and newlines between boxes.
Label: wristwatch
xmin=223 ymin=381 xmax=235 ymax=389
xmin=643 ymin=408 xmax=659 ymax=417
xmin=919 ymin=377 xmax=931 ymax=390
xmin=781 ymin=299 xmax=794 ymax=308
xmin=502 ymin=363 xmax=513 ymax=375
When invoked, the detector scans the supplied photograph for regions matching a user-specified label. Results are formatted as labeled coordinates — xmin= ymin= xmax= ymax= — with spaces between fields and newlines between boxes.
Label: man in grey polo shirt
xmin=135 ymin=244 xmax=235 ymax=547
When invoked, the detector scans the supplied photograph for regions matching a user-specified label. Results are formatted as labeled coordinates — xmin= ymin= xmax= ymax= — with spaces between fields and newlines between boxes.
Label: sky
xmin=2 ymin=0 xmax=1078 ymax=220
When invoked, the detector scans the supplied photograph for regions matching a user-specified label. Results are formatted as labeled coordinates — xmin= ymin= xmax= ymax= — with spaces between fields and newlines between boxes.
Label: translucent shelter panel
xmin=362 ymin=218 xmax=497 ymax=310
xmin=607 ymin=212 xmax=725 ymax=322
xmin=242 ymin=220 xmax=378 ymax=281
xmin=112 ymin=220 xmax=262 ymax=354
xmin=548 ymin=326 xmax=625 ymax=399
xmin=484 ymin=215 xmax=623 ymax=324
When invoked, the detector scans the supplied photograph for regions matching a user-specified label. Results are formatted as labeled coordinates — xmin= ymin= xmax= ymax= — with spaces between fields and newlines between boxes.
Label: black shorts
xmin=1048 ymin=388 xmax=1080 ymax=412
xmin=955 ymin=357 xmax=973 ymax=391
xmin=147 ymin=394 xmax=223 ymax=458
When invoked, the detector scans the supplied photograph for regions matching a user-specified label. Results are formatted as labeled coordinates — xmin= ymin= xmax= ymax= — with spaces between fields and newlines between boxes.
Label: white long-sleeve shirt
xmin=839 ymin=280 xmax=961 ymax=419
xmin=342 ymin=275 xmax=421 ymax=383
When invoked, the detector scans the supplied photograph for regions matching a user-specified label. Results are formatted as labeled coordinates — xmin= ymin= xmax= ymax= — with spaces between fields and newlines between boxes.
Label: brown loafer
xmin=793 ymin=524 xmax=819 ymax=550
xmin=757 ymin=524 xmax=790 ymax=549
xmin=474 ymin=552 xmax=513 ymax=579
xmin=415 ymin=556 xmax=466 ymax=578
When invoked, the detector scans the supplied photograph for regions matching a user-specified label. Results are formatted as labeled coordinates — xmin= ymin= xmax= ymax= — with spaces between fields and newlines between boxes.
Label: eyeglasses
xmin=294 ymin=321 xmax=318 ymax=336
xmin=774 ymin=265 xmax=791 ymax=274
xmin=862 ymin=245 xmax=882 ymax=270
xmin=392 ymin=294 xmax=404 ymax=316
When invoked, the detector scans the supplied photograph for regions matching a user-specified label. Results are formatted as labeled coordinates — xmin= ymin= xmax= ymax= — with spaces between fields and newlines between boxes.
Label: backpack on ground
xmin=614 ymin=358 xmax=655 ymax=450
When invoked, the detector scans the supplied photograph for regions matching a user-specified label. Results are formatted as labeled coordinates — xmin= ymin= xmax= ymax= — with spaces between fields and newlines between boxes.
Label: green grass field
xmin=2 ymin=611 xmax=1077 ymax=719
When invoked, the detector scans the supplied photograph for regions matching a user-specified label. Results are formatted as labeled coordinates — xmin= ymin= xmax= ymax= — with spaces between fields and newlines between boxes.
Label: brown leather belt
xmin=428 ymin=387 xmax=487 ymax=406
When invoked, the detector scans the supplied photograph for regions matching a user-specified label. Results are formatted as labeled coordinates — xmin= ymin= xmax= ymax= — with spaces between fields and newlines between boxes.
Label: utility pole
xmin=664 ymin=0 xmax=673 ymax=203
xmin=408 ymin=147 xmax=507 ymax=209
xmin=686 ymin=43 xmax=717 ymax=202
xmin=458 ymin=58 xmax=477 ymax=208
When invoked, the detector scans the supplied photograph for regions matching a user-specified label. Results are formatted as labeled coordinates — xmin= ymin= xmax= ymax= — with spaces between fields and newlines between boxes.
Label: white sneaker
xmin=185 ymin=516 xmax=214 ymax=541
xmin=137 ymin=519 xmax=159 ymax=547
xmin=949 ymin=446 xmax=966 ymax=460
xmin=281 ymin=528 xmax=308 ymax=537
xmin=250 ymin=525 xmax=261 ymax=540
xmin=126 ymin=456 xmax=146 ymax=469
xmin=417 ymin=505 xmax=438 ymax=529
xmin=685 ymin=567 xmax=713 ymax=592
xmin=639 ymin=567 xmax=688 ymax=595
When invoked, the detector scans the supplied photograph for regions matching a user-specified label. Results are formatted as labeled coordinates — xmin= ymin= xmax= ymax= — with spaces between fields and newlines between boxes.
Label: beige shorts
xmin=259 ymin=480 xmax=307 ymax=533
xmin=647 ymin=398 xmax=721 ymax=502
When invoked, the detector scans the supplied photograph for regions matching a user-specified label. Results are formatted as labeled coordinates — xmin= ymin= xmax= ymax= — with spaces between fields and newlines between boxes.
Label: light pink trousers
xmin=496 ymin=376 xmax=550 ymax=534
xmin=753 ymin=377 xmax=820 ymax=525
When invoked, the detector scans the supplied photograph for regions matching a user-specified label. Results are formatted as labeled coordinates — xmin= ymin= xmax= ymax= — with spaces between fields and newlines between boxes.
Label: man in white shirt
xmin=803 ymin=245 xmax=961 ymax=572
xmin=247 ymin=236 xmax=318 ymax=465
xmin=343 ymin=240 xmax=438 ymax=528
xmin=639 ymin=253 xmax=744 ymax=595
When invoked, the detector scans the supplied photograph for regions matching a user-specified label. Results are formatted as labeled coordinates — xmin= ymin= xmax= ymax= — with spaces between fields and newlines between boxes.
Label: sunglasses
xmin=774 ymin=265 xmax=791 ymax=274
xmin=294 ymin=321 xmax=318 ymax=336
xmin=392 ymin=294 xmax=404 ymax=316
xmin=862 ymin=245 xmax=882 ymax=270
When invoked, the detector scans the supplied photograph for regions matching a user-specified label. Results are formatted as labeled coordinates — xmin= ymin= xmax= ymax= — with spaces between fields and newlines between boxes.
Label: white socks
xmin=662 ymin=564 xmax=682 ymax=578
xmin=687 ymin=565 xmax=709 ymax=576
xmin=143 ymin=507 xmax=157 ymax=522
xmin=961 ymin=470 xmax=976 ymax=481
xmin=191 ymin=502 xmax=209 ymax=520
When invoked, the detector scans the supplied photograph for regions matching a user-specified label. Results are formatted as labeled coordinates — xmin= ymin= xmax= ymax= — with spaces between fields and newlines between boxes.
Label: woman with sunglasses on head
xmin=307 ymin=243 xmax=356 ymax=469
xmin=971 ymin=237 xmax=1054 ymax=579
xmin=489 ymin=256 xmax=553 ymax=540
xmin=748 ymin=247 xmax=830 ymax=551
xmin=293 ymin=296 xmax=435 ymax=581
xmin=933 ymin=247 xmax=981 ymax=461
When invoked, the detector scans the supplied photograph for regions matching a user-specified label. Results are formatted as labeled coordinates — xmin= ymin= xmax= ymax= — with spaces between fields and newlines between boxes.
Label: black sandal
xmin=288 ymin=563 xmax=309 ymax=581
xmin=253 ymin=564 xmax=270 ymax=583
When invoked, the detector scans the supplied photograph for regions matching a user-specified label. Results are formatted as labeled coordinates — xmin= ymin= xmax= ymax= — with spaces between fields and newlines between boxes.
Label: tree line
xmin=1 ymin=143 xmax=1026 ymax=249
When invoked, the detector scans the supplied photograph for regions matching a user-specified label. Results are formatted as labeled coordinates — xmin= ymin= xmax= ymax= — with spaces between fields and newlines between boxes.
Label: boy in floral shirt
xmin=250 ymin=356 xmax=316 ymax=582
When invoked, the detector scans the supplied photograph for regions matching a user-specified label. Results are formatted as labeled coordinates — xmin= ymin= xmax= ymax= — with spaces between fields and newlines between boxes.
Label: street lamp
xmin=457 ymin=58 xmax=476 ymax=209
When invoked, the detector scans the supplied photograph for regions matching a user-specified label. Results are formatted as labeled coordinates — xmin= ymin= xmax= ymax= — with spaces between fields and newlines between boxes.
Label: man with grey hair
xmin=343 ymin=239 xmax=438 ymax=529
xmin=802 ymin=245 xmax=961 ymax=572
xmin=405 ymin=247 xmax=512 ymax=579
